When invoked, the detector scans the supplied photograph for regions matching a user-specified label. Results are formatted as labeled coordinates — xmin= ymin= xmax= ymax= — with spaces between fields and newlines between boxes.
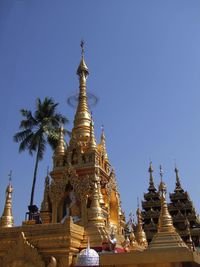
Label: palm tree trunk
xmin=30 ymin=142 xmax=41 ymax=207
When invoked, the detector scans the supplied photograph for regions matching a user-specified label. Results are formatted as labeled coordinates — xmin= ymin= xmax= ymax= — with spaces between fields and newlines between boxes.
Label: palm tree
xmin=14 ymin=97 xmax=68 ymax=219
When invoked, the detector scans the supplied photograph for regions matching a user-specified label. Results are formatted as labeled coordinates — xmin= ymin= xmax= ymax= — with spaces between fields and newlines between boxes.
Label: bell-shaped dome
xmin=76 ymin=246 xmax=99 ymax=266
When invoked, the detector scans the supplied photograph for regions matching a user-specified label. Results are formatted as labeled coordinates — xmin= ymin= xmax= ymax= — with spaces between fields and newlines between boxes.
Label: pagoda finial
xmin=158 ymin=177 xmax=175 ymax=233
xmin=100 ymin=125 xmax=108 ymax=160
xmin=81 ymin=39 xmax=84 ymax=57
xmin=55 ymin=126 xmax=65 ymax=155
xmin=136 ymin=205 xmax=148 ymax=248
xmin=71 ymin=41 xmax=91 ymax=145
xmin=148 ymin=162 xmax=156 ymax=192
xmin=174 ymin=165 xmax=183 ymax=192
xmin=77 ymin=40 xmax=89 ymax=77
xmin=0 ymin=172 xmax=14 ymax=227
xmin=159 ymin=165 xmax=164 ymax=182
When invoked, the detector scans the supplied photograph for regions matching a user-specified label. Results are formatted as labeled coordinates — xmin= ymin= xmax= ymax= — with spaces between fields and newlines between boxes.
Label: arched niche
xmin=57 ymin=183 xmax=81 ymax=223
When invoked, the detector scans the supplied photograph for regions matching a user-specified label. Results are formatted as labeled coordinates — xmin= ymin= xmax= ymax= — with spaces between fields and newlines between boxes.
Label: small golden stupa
xmin=0 ymin=172 xmax=14 ymax=228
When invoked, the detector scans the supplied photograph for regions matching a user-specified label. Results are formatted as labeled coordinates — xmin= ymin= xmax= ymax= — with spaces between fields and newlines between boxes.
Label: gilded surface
xmin=1 ymin=232 xmax=45 ymax=267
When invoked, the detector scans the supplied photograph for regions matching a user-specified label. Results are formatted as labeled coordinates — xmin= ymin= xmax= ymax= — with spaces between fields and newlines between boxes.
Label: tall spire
xmin=158 ymin=177 xmax=175 ymax=233
xmin=136 ymin=204 xmax=148 ymax=248
xmin=71 ymin=40 xmax=91 ymax=145
xmin=100 ymin=126 xmax=108 ymax=160
xmin=54 ymin=126 xmax=65 ymax=155
xmin=148 ymin=162 xmax=156 ymax=192
xmin=0 ymin=171 xmax=14 ymax=227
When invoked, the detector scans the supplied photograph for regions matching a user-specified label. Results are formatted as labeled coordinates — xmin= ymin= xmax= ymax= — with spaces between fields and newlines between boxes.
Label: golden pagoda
xmin=43 ymin=41 xmax=125 ymax=247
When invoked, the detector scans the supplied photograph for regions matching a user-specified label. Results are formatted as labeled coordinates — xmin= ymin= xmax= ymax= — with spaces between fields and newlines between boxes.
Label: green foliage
xmin=14 ymin=97 xmax=68 ymax=160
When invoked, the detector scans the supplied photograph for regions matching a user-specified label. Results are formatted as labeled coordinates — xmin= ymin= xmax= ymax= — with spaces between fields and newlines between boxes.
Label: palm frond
xmin=19 ymin=110 xmax=37 ymax=129
xmin=37 ymin=138 xmax=46 ymax=160
xmin=47 ymin=135 xmax=59 ymax=150
xmin=13 ymin=129 xmax=32 ymax=143
xmin=18 ymin=132 xmax=35 ymax=153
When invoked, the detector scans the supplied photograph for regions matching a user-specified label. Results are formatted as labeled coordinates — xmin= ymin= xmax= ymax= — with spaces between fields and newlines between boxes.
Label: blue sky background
xmin=1 ymin=1 xmax=200 ymax=225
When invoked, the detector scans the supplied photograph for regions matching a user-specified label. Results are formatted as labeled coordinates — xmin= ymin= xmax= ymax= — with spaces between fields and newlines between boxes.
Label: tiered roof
xmin=168 ymin=167 xmax=200 ymax=246
xmin=142 ymin=162 xmax=161 ymax=242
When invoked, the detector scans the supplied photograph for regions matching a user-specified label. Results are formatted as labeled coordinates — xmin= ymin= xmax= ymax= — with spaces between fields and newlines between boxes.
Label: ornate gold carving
xmin=49 ymin=179 xmax=66 ymax=205
xmin=100 ymin=126 xmax=108 ymax=160
xmin=49 ymin=168 xmax=76 ymax=204
xmin=70 ymin=174 xmax=92 ymax=200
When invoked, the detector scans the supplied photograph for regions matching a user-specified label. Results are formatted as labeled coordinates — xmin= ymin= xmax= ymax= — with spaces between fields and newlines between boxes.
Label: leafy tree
xmin=14 ymin=97 xmax=68 ymax=217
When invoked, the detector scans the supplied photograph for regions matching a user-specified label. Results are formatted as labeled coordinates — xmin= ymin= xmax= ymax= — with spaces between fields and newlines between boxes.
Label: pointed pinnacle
xmin=148 ymin=162 xmax=156 ymax=192
xmin=174 ymin=166 xmax=183 ymax=192
xmin=77 ymin=40 xmax=89 ymax=76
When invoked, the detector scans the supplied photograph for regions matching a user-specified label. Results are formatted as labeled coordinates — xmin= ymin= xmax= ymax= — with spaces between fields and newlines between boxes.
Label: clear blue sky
xmin=1 ymin=1 xmax=200 ymax=225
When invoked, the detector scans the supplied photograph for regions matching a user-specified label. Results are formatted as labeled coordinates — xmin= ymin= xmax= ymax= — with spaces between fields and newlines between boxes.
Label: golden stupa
xmin=0 ymin=43 xmax=200 ymax=267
